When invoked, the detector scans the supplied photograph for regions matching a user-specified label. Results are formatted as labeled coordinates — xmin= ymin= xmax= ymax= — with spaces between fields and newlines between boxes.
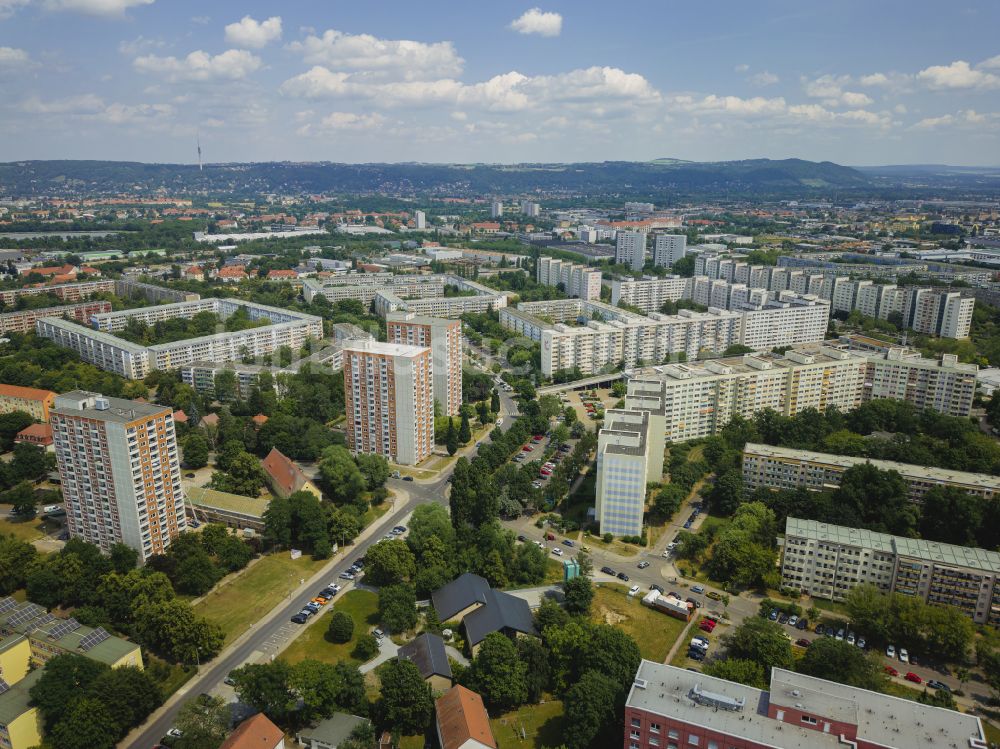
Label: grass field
xmin=145 ymin=654 xmax=196 ymax=698
xmin=490 ymin=698 xmax=564 ymax=749
xmin=193 ymin=552 xmax=330 ymax=645
xmin=0 ymin=516 xmax=59 ymax=543
xmin=590 ymin=584 xmax=687 ymax=662
xmin=279 ymin=589 xmax=379 ymax=666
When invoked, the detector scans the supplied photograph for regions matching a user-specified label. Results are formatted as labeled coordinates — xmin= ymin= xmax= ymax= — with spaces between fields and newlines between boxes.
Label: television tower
xmin=197 ymin=136 xmax=203 ymax=171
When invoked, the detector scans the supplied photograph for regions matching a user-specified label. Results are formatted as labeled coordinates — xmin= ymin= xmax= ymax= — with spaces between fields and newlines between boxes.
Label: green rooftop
xmin=187 ymin=486 xmax=269 ymax=519
xmin=0 ymin=668 xmax=42 ymax=725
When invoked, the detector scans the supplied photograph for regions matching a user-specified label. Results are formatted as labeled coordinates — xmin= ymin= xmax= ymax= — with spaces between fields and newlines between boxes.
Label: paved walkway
xmin=360 ymin=637 xmax=400 ymax=674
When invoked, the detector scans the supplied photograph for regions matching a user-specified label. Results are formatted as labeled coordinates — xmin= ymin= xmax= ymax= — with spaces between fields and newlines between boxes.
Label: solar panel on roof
xmin=78 ymin=627 xmax=110 ymax=651
xmin=0 ymin=597 xmax=17 ymax=614
xmin=0 ymin=679 xmax=9 ymax=696
xmin=26 ymin=612 xmax=54 ymax=632
xmin=48 ymin=618 xmax=81 ymax=640
xmin=7 ymin=604 xmax=43 ymax=627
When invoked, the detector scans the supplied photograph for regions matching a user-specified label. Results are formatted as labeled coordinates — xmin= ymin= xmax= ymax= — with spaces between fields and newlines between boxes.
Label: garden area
xmin=490 ymin=698 xmax=565 ymax=749
xmin=589 ymin=584 xmax=687 ymax=662
xmin=279 ymin=590 xmax=379 ymax=667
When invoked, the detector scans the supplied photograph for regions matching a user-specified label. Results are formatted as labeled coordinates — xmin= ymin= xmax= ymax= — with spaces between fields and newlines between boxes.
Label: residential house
xmin=219 ymin=713 xmax=284 ymax=749
xmin=261 ymin=447 xmax=322 ymax=500
xmin=435 ymin=685 xmax=497 ymax=749
xmin=0 ymin=384 xmax=56 ymax=422
xmin=397 ymin=632 xmax=453 ymax=693
xmin=218 ymin=265 xmax=248 ymax=283
xmin=431 ymin=573 xmax=536 ymax=655
xmin=14 ymin=423 xmax=52 ymax=448
xmin=267 ymin=269 xmax=299 ymax=281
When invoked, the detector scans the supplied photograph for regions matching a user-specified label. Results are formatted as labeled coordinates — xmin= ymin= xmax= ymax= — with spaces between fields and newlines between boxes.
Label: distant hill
xmin=0 ymin=158 xmax=874 ymax=198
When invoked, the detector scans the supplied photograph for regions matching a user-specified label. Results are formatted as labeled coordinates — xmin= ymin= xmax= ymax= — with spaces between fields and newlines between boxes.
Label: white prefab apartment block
xmin=386 ymin=312 xmax=463 ymax=416
xmin=536 ymin=257 xmax=602 ymax=300
xmin=652 ymin=234 xmax=687 ymax=268
xmin=414 ymin=210 xmax=427 ymax=229
xmin=490 ymin=201 xmax=503 ymax=218
xmin=616 ymin=230 xmax=648 ymax=271
xmin=596 ymin=409 xmax=653 ymax=537
xmin=903 ymin=288 xmax=974 ymax=338
xmin=610 ymin=276 xmax=690 ymax=314
xmin=343 ymin=340 xmax=434 ymax=466
xmin=51 ymin=391 xmax=185 ymax=561
xmin=863 ymin=348 xmax=977 ymax=417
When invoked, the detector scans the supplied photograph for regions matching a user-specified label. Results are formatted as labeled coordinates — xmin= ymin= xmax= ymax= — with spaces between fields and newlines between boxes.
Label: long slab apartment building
xmin=303 ymin=273 xmax=507 ymax=318
xmin=692 ymin=252 xmax=975 ymax=338
xmin=742 ymin=442 xmax=1000 ymax=503
xmin=500 ymin=293 xmax=830 ymax=377
xmin=781 ymin=517 xmax=1000 ymax=626
xmin=36 ymin=298 xmax=323 ymax=379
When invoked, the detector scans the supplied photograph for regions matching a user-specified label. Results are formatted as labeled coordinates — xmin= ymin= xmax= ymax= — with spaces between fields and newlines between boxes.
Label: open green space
xmin=590 ymin=584 xmax=687 ymax=662
xmin=279 ymin=589 xmax=379 ymax=667
xmin=192 ymin=552 xmax=330 ymax=645
xmin=490 ymin=698 xmax=565 ymax=749
xmin=0 ymin=516 xmax=59 ymax=543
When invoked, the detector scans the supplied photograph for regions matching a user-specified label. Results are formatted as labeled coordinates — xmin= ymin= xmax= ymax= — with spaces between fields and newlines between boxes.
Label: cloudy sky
xmin=1 ymin=0 xmax=999 ymax=165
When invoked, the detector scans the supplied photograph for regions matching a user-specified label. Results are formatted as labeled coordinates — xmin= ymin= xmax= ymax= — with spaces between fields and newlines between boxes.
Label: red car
xmin=884 ymin=665 xmax=899 ymax=677
xmin=522 ymin=445 xmax=533 ymax=452
xmin=532 ymin=435 xmax=544 ymax=442
xmin=904 ymin=672 xmax=922 ymax=684
xmin=698 ymin=620 xmax=716 ymax=633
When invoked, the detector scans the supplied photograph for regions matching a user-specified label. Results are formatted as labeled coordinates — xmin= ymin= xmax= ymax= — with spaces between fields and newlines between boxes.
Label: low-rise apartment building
xmin=781 ymin=517 xmax=1000 ymax=625
xmin=0 ymin=384 xmax=56 ymax=422
xmin=742 ymin=443 xmax=1000 ymax=502
xmin=0 ymin=279 xmax=116 ymax=307
xmin=0 ymin=300 xmax=112 ymax=334
xmin=624 ymin=659 xmax=986 ymax=749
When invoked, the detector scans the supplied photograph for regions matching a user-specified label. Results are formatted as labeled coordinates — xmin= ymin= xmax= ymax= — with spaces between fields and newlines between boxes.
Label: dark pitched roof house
xmin=431 ymin=573 xmax=536 ymax=649
xmin=435 ymin=685 xmax=497 ymax=749
xmin=398 ymin=632 xmax=452 ymax=681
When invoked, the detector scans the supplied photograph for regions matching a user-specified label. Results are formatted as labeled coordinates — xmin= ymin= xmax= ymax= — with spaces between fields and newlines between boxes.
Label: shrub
xmin=353 ymin=633 xmax=379 ymax=661
xmin=327 ymin=611 xmax=354 ymax=644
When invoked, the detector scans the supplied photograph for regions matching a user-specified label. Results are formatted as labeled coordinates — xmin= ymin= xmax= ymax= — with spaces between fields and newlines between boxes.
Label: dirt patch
xmin=598 ymin=605 xmax=627 ymax=626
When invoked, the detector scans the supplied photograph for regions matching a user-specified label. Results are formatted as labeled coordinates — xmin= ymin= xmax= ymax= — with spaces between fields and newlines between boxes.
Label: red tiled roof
xmin=261 ymin=447 xmax=308 ymax=497
xmin=32 ymin=264 xmax=75 ymax=276
xmin=218 ymin=713 xmax=284 ymax=749
xmin=436 ymin=685 xmax=497 ymax=749
xmin=173 ymin=410 xmax=188 ymax=423
xmin=200 ymin=413 xmax=220 ymax=427
xmin=15 ymin=423 xmax=52 ymax=443
xmin=0 ymin=384 xmax=56 ymax=402
xmin=267 ymin=269 xmax=298 ymax=279
xmin=251 ymin=413 xmax=269 ymax=426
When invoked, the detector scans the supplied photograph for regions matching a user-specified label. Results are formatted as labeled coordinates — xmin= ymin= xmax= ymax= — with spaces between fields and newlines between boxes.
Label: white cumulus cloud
xmin=917 ymin=60 xmax=1000 ymax=90
xmin=41 ymin=0 xmax=153 ymax=16
xmin=133 ymin=48 xmax=262 ymax=82
xmin=803 ymin=74 xmax=872 ymax=107
xmin=21 ymin=93 xmax=106 ymax=113
xmin=288 ymin=29 xmax=463 ymax=81
xmin=0 ymin=46 xmax=30 ymax=66
xmin=509 ymin=8 xmax=563 ymax=37
xmin=0 ymin=0 xmax=29 ymax=19
xmin=224 ymin=15 xmax=282 ymax=49
xmin=748 ymin=71 xmax=779 ymax=87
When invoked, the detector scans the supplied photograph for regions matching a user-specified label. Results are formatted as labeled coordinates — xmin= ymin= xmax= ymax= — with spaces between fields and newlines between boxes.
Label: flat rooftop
xmin=341 ymin=339 xmax=430 ymax=358
xmin=744 ymin=443 xmax=1000 ymax=492
xmin=627 ymin=661 xmax=985 ymax=749
xmin=53 ymin=391 xmax=170 ymax=423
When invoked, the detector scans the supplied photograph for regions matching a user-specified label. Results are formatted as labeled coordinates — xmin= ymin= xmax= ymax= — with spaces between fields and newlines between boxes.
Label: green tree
xmin=353 ymin=633 xmax=379 ymax=661
xmin=210 ymin=451 xmax=267 ymax=497
xmin=378 ymin=583 xmax=418 ymax=632
xmin=29 ymin=654 xmax=109 ymax=731
xmin=797 ymin=637 xmax=883 ymax=690
xmin=318 ymin=445 xmax=367 ymax=504
xmin=458 ymin=411 xmax=472 ymax=444
xmin=562 ymin=670 xmax=619 ymax=749
xmin=406 ymin=503 xmax=455 ymax=561
xmin=133 ymin=599 xmax=224 ymax=664
xmin=377 ymin=659 xmax=434 ymax=735
xmin=182 ymin=433 xmax=209 ymax=469
xmin=108 ymin=542 xmax=139 ymax=573
xmin=328 ymin=611 xmax=355 ymax=643
xmin=173 ymin=694 xmax=230 ymax=749
xmin=708 ymin=469 xmax=744 ymax=515
xmin=468 ymin=632 xmax=528 ymax=710
xmin=562 ymin=575 xmax=594 ymax=617
xmin=4 ymin=481 xmax=37 ymax=518
xmin=0 ymin=411 xmax=33 ymax=451
xmin=88 ymin=665 xmax=162 ymax=732
xmin=356 ymin=453 xmax=390 ymax=490
xmin=290 ymin=659 xmax=345 ymax=724
xmin=703 ymin=658 xmax=767 ymax=689
xmin=49 ymin=697 xmax=119 ymax=749
xmin=918 ymin=486 xmax=983 ymax=546
xmin=0 ymin=533 xmax=36 ymax=594
xmin=722 ymin=618 xmax=794 ymax=672
xmin=446 ymin=417 xmax=458 ymax=456
xmin=213 ymin=369 xmax=237 ymax=402
xmin=491 ymin=389 xmax=501 ymax=414
xmin=365 ymin=539 xmax=416 ymax=586
xmin=230 ymin=661 xmax=296 ymax=725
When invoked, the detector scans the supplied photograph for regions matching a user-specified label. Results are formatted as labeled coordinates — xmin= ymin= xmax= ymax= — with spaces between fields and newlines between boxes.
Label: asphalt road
xmin=126 ymin=364 xmax=519 ymax=749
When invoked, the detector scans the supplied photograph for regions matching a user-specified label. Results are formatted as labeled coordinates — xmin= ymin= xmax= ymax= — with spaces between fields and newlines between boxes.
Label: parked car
xmin=601 ymin=566 xmax=616 ymax=575
xmin=706 ymin=591 xmax=722 ymax=601
xmin=815 ymin=623 xmax=826 ymax=635
xmin=835 ymin=628 xmax=845 ymax=641
xmin=223 ymin=674 xmax=236 ymax=686
xmin=779 ymin=613 xmax=790 ymax=624
xmin=687 ymin=649 xmax=705 ymax=662
xmin=637 ymin=561 xmax=650 ymax=569
xmin=649 ymin=584 xmax=664 ymax=594
xmin=326 ymin=583 xmax=343 ymax=593
xmin=788 ymin=615 xmax=799 ymax=627
xmin=904 ymin=672 xmax=922 ymax=684
xmin=691 ymin=585 xmax=705 ymax=594
xmin=516 ymin=534 xmax=527 ymax=542
xmin=339 ymin=572 xmax=355 ymax=580
xmin=899 ymin=648 xmax=909 ymax=663
xmin=402 ymin=476 xmax=414 ymax=482
xmin=857 ymin=637 xmax=866 ymax=650
xmin=769 ymin=609 xmax=779 ymax=621
xmin=291 ymin=612 xmax=308 ymax=624
xmin=926 ymin=680 xmax=951 ymax=692
xmin=628 ymin=585 xmax=640 ymax=596
xmin=690 ymin=637 xmax=709 ymax=651
xmin=683 ymin=521 xmax=692 ymax=529
xmin=795 ymin=618 xmax=809 ymax=630
xmin=551 ymin=548 xmax=564 ymax=557
xmin=884 ymin=665 xmax=899 ymax=677
xmin=846 ymin=632 xmax=856 ymax=646
xmin=545 ymin=533 xmax=556 ymax=541
xmin=617 ymin=572 xmax=630 ymax=581
xmin=886 ymin=645 xmax=896 ymax=659
xmin=392 ymin=525 xmax=407 ymax=534
xmin=562 ymin=539 xmax=574 ymax=547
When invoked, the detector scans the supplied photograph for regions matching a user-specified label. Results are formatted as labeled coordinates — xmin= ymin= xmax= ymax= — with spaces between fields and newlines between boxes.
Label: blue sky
xmin=1 ymin=0 xmax=999 ymax=165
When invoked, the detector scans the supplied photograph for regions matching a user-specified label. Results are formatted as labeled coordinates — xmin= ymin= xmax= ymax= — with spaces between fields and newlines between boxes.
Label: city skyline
xmin=0 ymin=1 xmax=998 ymax=165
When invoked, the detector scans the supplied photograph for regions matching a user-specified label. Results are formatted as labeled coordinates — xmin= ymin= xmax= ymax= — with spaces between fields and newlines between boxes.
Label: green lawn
xmin=983 ymin=719 xmax=1000 ymax=745
xmin=590 ymin=584 xmax=688 ymax=662
xmin=0 ymin=516 xmax=59 ymax=543
xmin=490 ymin=698 xmax=564 ymax=749
xmin=280 ymin=589 xmax=379 ymax=666
xmin=193 ymin=552 xmax=330 ymax=645
xmin=145 ymin=654 xmax=196 ymax=698
xmin=362 ymin=501 xmax=392 ymax=528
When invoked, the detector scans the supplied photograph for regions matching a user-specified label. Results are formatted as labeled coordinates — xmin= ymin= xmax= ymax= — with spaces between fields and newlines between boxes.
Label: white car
xmin=535 ymin=541 xmax=545 ymax=549
xmin=788 ymin=615 xmax=798 ymax=627
xmin=899 ymin=648 xmax=909 ymax=663
xmin=628 ymin=585 xmax=640 ymax=596
xmin=690 ymin=637 xmax=709 ymax=651
xmin=886 ymin=645 xmax=896 ymax=659
xmin=326 ymin=583 xmax=343 ymax=593
xmin=551 ymin=547 xmax=564 ymax=556
xmin=846 ymin=633 xmax=855 ymax=646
